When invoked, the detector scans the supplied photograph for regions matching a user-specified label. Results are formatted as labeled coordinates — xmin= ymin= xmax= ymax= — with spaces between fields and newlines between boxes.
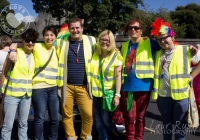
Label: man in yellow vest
xmin=151 ymin=17 xmax=200 ymax=140
xmin=56 ymin=18 xmax=96 ymax=140
xmin=120 ymin=19 xmax=161 ymax=140
xmin=0 ymin=28 xmax=39 ymax=140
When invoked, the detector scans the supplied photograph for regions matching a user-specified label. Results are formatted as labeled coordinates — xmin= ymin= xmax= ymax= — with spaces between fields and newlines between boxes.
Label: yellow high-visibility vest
xmin=121 ymin=38 xmax=154 ymax=82
xmin=152 ymin=45 xmax=190 ymax=100
xmin=56 ymin=35 xmax=96 ymax=87
xmin=33 ymin=43 xmax=58 ymax=85
xmin=90 ymin=51 xmax=123 ymax=97
xmin=1 ymin=48 xmax=35 ymax=97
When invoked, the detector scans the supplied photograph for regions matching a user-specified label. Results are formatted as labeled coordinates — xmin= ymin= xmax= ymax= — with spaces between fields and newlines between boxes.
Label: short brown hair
xmin=68 ymin=18 xmax=83 ymax=28
xmin=123 ymin=19 xmax=144 ymax=33
xmin=42 ymin=26 xmax=58 ymax=37
xmin=0 ymin=35 xmax=12 ymax=49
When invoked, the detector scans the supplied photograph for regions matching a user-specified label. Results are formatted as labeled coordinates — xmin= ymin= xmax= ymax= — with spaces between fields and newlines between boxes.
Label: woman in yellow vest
xmin=150 ymin=17 xmax=200 ymax=140
xmin=120 ymin=19 xmax=161 ymax=140
xmin=90 ymin=30 xmax=123 ymax=140
xmin=1 ymin=28 xmax=39 ymax=140
xmin=9 ymin=26 xmax=60 ymax=140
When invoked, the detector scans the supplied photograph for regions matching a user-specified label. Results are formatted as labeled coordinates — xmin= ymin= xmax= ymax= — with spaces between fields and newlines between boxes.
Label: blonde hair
xmin=96 ymin=30 xmax=118 ymax=56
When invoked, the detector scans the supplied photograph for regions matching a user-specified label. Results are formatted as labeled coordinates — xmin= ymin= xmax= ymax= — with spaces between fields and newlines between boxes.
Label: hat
xmin=150 ymin=17 xmax=175 ymax=37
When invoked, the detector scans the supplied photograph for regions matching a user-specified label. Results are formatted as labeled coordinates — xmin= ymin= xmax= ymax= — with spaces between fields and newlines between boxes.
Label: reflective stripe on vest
xmin=90 ymin=52 xmax=119 ymax=97
xmin=121 ymin=38 xmax=154 ymax=81
xmin=33 ymin=43 xmax=58 ymax=85
xmin=56 ymin=35 xmax=96 ymax=87
xmin=152 ymin=46 xmax=190 ymax=100
xmin=1 ymin=48 xmax=34 ymax=97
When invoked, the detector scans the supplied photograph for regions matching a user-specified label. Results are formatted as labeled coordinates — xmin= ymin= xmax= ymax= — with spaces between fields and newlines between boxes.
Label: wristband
xmin=115 ymin=93 xmax=121 ymax=98
xmin=114 ymin=96 xmax=120 ymax=100
xmin=9 ymin=49 xmax=17 ymax=53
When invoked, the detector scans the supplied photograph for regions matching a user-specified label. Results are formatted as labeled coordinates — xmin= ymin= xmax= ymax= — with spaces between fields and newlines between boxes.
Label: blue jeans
xmin=157 ymin=97 xmax=188 ymax=140
xmin=1 ymin=95 xmax=31 ymax=140
xmin=93 ymin=96 xmax=115 ymax=140
xmin=32 ymin=86 xmax=60 ymax=140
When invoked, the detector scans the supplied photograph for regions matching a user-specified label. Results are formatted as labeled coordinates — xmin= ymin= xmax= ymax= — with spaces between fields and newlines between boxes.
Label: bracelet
xmin=115 ymin=93 xmax=121 ymax=98
xmin=9 ymin=49 xmax=17 ymax=53
xmin=114 ymin=96 xmax=120 ymax=100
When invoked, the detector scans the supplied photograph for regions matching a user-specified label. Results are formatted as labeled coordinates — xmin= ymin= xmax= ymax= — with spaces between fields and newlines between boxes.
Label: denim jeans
xmin=32 ymin=86 xmax=60 ymax=140
xmin=1 ymin=95 xmax=31 ymax=140
xmin=157 ymin=97 xmax=188 ymax=140
xmin=93 ymin=96 xmax=115 ymax=140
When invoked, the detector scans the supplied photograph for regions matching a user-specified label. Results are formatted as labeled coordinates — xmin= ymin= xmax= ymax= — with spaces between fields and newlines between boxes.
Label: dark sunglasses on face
xmin=25 ymin=39 xmax=36 ymax=43
xmin=157 ymin=36 xmax=170 ymax=42
xmin=128 ymin=26 xmax=141 ymax=31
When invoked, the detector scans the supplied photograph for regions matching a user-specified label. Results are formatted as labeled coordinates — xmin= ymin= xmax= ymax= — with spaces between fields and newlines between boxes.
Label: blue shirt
xmin=121 ymin=38 xmax=160 ymax=92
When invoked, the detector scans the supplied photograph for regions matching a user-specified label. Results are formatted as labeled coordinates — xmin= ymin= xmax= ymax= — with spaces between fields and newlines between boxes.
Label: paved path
xmin=3 ymin=99 xmax=200 ymax=140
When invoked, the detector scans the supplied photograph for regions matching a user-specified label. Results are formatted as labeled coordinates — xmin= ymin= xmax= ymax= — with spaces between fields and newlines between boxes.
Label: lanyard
xmin=99 ymin=56 xmax=104 ymax=72
xmin=69 ymin=43 xmax=80 ymax=63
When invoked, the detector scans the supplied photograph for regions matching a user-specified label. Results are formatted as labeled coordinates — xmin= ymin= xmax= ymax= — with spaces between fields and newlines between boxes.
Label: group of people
xmin=0 ymin=17 xmax=200 ymax=140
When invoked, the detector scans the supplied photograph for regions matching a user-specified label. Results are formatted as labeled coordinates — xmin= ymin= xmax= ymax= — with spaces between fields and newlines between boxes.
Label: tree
xmin=131 ymin=6 xmax=186 ymax=38
xmin=32 ymin=0 xmax=144 ymax=36
xmin=0 ymin=0 xmax=10 ymax=35
xmin=170 ymin=3 xmax=200 ymax=38
xmin=32 ymin=0 xmax=67 ymax=24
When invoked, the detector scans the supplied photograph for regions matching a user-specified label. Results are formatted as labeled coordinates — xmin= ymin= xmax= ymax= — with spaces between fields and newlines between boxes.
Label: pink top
xmin=193 ymin=72 xmax=200 ymax=104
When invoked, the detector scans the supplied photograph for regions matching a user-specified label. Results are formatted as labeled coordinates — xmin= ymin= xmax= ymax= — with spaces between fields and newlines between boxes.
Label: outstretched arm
xmin=9 ymin=43 xmax=23 ymax=62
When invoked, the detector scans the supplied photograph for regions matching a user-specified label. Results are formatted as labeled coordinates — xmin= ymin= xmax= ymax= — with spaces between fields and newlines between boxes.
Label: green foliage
xmin=0 ymin=0 xmax=10 ymax=36
xmin=32 ymin=0 xmax=67 ymax=21
xmin=170 ymin=3 xmax=200 ymax=38
xmin=135 ymin=6 xmax=186 ymax=38
xmin=32 ymin=0 xmax=143 ymax=37
xmin=31 ymin=0 xmax=200 ymax=39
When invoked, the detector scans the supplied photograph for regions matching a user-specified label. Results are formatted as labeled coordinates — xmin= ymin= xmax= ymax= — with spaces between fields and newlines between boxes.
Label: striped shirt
xmin=67 ymin=40 xmax=87 ymax=85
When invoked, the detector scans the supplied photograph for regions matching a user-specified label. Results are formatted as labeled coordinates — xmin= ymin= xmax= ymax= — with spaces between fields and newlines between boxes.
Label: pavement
xmin=2 ymin=99 xmax=200 ymax=140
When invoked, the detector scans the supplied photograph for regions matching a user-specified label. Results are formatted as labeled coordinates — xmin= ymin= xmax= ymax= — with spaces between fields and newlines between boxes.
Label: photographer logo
xmin=0 ymin=4 xmax=30 ymax=35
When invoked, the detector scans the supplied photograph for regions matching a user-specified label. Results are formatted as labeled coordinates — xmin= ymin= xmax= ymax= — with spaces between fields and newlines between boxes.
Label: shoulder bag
xmin=187 ymin=85 xmax=199 ymax=129
xmin=33 ymin=49 xmax=54 ymax=79
xmin=99 ymin=56 xmax=117 ymax=112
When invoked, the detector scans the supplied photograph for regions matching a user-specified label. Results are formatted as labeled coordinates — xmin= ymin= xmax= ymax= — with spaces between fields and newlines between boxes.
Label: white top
xmin=158 ymin=49 xmax=200 ymax=97
xmin=0 ymin=50 xmax=8 ymax=76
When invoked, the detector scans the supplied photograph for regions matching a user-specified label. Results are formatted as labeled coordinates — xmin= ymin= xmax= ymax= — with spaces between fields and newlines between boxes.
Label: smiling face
xmin=100 ymin=34 xmax=110 ymax=51
xmin=43 ymin=30 xmax=56 ymax=47
xmin=69 ymin=21 xmax=83 ymax=41
xmin=127 ymin=22 xmax=143 ymax=40
xmin=22 ymin=39 xmax=35 ymax=53
xmin=157 ymin=34 xmax=174 ymax=51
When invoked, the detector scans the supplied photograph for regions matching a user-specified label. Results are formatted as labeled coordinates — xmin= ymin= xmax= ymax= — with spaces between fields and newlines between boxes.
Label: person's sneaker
xmin=116 ymin=124 xmax=126 ymax=133
xmin=67 ymin=137 xmax=76 ymax=140
xmin=86 ymin=135 xmax=92 ymax=140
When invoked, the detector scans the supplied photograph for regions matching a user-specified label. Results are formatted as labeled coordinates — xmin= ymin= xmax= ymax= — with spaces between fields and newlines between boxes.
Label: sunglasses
xmin=128 ymin=26 xmax=141 ymax=31
xmin=157 ymin=36 xmax=170 ymax=42
xmin=25 ymin=39 xmax=36 ymax=43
